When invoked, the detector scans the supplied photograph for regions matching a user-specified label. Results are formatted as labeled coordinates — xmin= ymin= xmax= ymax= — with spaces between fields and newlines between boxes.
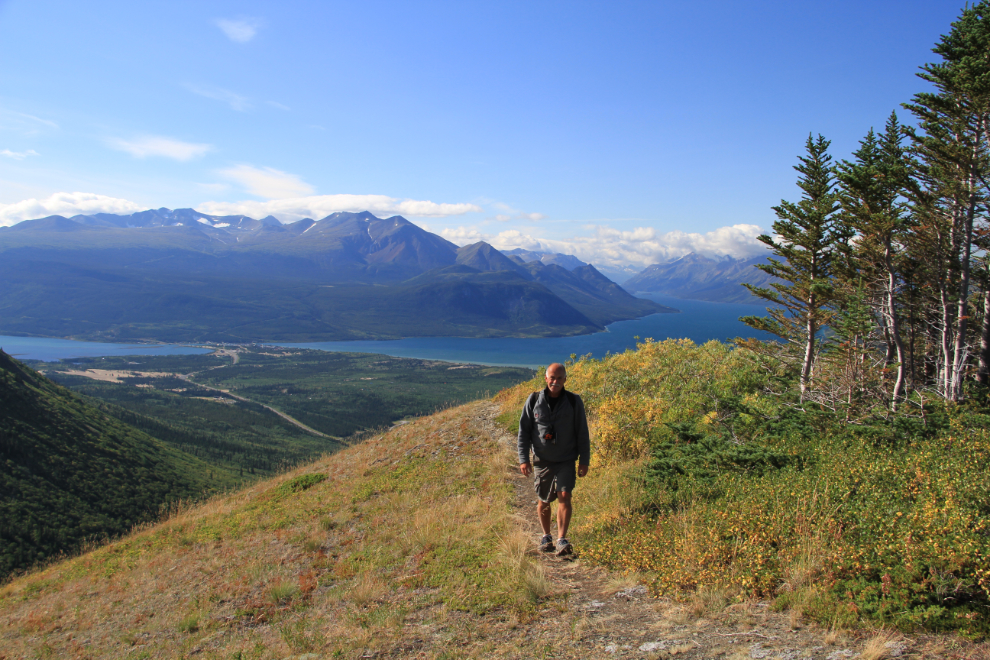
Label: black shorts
xmin=533 ymin=458 xmax=576 ymax=503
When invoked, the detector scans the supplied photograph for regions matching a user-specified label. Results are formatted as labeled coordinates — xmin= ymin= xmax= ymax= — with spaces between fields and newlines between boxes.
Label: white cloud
xmin=0 ymin=108 xmax=58 ymax=136
xmin=198 ymin=194 xmax=483 ymax=222
xmin=439 ymin=223 xmax=768 ymax=270
xmin=439 ymin=226 xmax=489 ymax=244
xmin=488 ymin=202 xmax=546 ymax=222
xmin=216 ymin=17 xmax=263 ymax=43
xmin=0 ymin=192 xmax=145 ymax=227
xmin=109 ymin=135 xmax=212 ymax=161
xmin=268 ymin=101 xmax=290 ymax=111
xmin=217 ymin=165 xmax=315 ymax=199
xmin=186 ymin=84 xmax=251 ymax=111
xmin=0 ymin=149 xmax=39 ymax=160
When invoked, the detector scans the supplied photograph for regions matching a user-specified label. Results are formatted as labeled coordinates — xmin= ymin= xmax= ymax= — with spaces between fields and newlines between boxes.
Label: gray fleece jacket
xmin=517 ymin=387 xmax=591 ymax=466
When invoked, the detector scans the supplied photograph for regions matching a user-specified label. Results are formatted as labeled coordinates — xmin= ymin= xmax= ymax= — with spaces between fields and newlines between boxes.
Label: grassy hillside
xmin=0 ymin=401 xmax=547 ymax=658
xmin=497 ymin=339 xmax=990 ymax=637
xmin=0 ymin=351 xmax=228 ymax=579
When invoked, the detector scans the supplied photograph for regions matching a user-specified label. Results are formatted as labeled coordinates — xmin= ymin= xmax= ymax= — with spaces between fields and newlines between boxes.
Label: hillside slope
xmin=0 ymin=351 xmax=222 ymax=578
xmin=1 ymin=397 xmax=978 ymax=659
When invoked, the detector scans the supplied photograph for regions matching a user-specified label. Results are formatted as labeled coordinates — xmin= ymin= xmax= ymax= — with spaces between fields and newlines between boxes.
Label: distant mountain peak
xmin=502 ymin=248 xmax=587 ymax=271
xmin=625 ymin=252 xmax=773 ymax=304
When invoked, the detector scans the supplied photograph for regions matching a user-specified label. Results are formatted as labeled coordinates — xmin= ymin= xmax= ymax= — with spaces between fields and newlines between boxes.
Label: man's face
xmin=545 ymin=366 xmax=566 ymax=397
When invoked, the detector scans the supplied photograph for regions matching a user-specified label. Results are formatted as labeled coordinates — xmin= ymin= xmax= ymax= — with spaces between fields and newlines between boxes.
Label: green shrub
xmin=274 ymin=473 xmax=327 ymax=498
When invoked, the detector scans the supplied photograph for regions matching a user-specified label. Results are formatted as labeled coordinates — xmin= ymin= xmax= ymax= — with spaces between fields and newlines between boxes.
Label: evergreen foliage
xmin=741 ymin=134 xmax=847 ymax=401
xmin=0 ymin=351 xmax=213 ymax=578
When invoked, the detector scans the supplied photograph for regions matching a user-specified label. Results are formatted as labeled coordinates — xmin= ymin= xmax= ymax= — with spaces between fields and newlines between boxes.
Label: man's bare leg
xmin=556 ymin=491 xmax=572 ymax=539
xmin=537 ymin=500 xmax=552 ymax=535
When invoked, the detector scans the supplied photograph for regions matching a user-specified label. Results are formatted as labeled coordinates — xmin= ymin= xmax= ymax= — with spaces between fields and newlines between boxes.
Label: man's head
xmin=545 ymin=363 xmax=566 ymax=397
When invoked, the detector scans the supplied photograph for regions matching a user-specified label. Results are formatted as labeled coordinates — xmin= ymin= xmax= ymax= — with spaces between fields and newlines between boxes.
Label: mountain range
xmin=623 ymin=252 xmax=776 ymax=304
xmin=0 ymin=209 xmax=671 ymax=342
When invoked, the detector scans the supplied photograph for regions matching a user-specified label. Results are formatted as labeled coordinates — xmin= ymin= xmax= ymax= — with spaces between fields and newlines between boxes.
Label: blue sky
xmin=0 ymin=0 xmax=969 ymax=275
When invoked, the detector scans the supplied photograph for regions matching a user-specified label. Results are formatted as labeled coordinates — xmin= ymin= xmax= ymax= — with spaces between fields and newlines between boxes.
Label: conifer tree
xmin=742 ymin=135 xmax=847 ymax=401
xmin=836 ymin=113 xmax=912 ymax=407
xmin=902 ymin=0 xmax=990 ymax=400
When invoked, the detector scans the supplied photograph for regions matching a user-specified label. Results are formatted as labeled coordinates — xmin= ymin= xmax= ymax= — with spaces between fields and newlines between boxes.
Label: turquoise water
xmin=0 ymin=295 xmax=772 ymax=367
xmin=277 ymin=295 xmax=773 ymax=368
xmin=0 ymin=336 xmax=211 ymax=362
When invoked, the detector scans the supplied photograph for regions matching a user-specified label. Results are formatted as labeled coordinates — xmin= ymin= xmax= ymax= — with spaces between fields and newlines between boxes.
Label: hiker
xmin=517 ymin=362 xmax=590 ymax=556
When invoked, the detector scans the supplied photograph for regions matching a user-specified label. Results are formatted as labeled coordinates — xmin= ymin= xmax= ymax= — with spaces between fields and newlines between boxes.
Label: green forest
xmin=0 ymin=351 xmax=217 ymax=578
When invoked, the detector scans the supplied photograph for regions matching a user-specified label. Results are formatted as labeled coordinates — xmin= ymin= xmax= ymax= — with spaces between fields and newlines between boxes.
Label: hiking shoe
xmin=538 ymin=534 xmax=554 ymax=552
xmin=555 ymin=537 xmax=573 ymax=557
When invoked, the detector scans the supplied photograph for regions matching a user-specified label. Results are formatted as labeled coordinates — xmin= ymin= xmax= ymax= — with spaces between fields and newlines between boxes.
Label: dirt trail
xmin=471 ymin=401 xmax=988 ymax=660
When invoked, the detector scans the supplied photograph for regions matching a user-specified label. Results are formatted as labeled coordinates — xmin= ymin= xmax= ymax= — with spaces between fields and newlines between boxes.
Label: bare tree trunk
xmin=939 ymin=200 xmax=963 ymax=399
xmin=949 ymin=183 xmax=977 ymax=401
xmin=883 ymin=239 xmax=907 ymax=408
xmin=801 ymin=297 xmax=816 ymax=403
xmin=940 ymin=284 xmax=954 ymax=398
xmin=979 ymin=281 xmax=990 ymax=385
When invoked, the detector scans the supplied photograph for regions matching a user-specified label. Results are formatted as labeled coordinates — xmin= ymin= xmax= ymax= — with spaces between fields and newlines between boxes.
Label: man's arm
xmin=575 ymin=395 xmax=591 ymax=475
xmin=517 ymin=393 xmax=535 ymax=475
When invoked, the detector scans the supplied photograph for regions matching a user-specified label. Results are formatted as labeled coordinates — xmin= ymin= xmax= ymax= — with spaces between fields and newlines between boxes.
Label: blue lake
xmin=0 ymin=336 xmax=211 ymax=362
xmin=0 ymin=295 xmax=773 ymax=368
xmin=277 ymin=295 xmax=773 ymax=368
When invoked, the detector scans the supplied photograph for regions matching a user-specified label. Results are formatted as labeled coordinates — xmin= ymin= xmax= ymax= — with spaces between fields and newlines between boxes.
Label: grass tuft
xmin=859 ymin=629 xmax=897 ymax=660
xmin=177 ymin=613 xmax=200 ymax=633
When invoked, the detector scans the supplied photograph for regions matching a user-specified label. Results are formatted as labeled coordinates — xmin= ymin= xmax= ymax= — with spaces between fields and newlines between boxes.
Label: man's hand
xmin=578 ymin=464 xmax=589 ymax=477
xmin=520 ymin=462 xmax=532 ymax=476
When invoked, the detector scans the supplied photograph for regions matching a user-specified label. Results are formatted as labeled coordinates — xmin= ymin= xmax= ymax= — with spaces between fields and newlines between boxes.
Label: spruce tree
xmin=741 ymin=134 xmax=847 ymax=401
xmin=902 ymin=0 xmax=990 ymax=400
xmin=836 ymin=113 xmax=912 ymax=408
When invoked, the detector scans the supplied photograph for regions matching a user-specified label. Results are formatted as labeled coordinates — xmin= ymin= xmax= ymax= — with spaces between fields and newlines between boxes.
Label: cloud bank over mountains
xmin=216 ymin=165 xmax=315 ymax=199
xmin=197 ymin=195 xmax=483 ymax=222
xmin=439 ymin=224 xmax=767 ymax=272
xmin=0 ymin=192 xmax=767 ymax=268
xmin=0 ymin=192 xmax=482 ymax=227
xmin=0 ymin=193 xmax=145 ymax=225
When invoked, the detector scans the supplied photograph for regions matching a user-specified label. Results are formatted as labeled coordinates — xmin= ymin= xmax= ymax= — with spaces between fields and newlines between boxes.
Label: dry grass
xmin=687 ymin=585 xmax=730 ymax=619
xmin=495 ymin=525 xmax=552 ymax=603
xmin=859 ymin=628 xmax=897 ymax=660
xmin=605 ymin=571 xmax=648 ymax=595
xmin=0 ymin=401 xmax=534 ymax=659
xmin=5 ymin=389 xmax=989 ymax=659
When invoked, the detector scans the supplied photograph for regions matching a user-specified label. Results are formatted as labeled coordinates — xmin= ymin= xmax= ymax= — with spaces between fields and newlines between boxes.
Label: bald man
xmin=517 ymin=363 xmax=591 ymax=556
